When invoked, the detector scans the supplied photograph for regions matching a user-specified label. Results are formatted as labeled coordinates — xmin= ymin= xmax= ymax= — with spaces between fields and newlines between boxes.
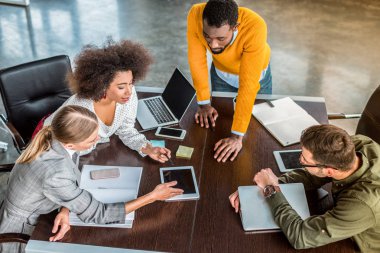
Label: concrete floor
xmin=1 ymin=0 xmax=380 ymax=134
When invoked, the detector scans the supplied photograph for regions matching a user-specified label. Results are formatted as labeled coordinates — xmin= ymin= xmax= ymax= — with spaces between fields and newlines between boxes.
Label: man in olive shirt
xmin=230 ymin=125 xmax=380 ymax=253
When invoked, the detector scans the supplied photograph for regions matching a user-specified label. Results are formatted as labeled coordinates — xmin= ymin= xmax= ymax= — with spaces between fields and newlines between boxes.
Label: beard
xmin=210 ymin=46 xmax=226 ymax=54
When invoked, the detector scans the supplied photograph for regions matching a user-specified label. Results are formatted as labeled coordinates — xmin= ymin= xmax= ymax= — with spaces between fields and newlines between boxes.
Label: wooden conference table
xmin=29 ymin=91 xmax=356 ymax=253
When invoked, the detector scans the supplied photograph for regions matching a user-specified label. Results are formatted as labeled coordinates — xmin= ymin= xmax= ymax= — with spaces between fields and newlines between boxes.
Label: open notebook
xmin=69 ymin=165 xmax=142 ymax=228
xmin=238 ymin=183 xmax=310 ymax=232
xmin=252 ymin=97 xmax=320 ymax=146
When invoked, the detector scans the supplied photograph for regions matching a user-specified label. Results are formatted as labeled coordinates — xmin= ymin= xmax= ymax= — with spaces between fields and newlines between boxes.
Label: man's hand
xmin=214 ymin=134 xmax=243 ymax=162
xmin=229 ymin=191 xmax=240 ymax=213
xmin=195 ymin=104 xmax=218 ymax=129
xmin=49 ymin=207 xmax=70 ymax=242
xmin=253 ymin=168 xmax=279 ymax=189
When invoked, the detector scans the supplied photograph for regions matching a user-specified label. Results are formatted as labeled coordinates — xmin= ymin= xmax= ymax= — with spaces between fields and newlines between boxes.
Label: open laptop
xmin=137 ymin=68 xmax=196 ymax=130
xmin=238 ymin=183 xmax=310 ymax=232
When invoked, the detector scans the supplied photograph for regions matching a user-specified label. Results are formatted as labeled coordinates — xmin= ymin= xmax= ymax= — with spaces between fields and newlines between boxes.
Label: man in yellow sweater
xmin=187 ymin=0 xmax=271 ymax=162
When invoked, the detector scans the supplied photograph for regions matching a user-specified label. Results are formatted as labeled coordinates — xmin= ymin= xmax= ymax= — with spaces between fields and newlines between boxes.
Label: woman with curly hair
xmin=44 ymin=39 xmax=170 ymax=162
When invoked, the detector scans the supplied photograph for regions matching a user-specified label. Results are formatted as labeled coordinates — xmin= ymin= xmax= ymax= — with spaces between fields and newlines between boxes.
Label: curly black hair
xmin=203 ymin=0 xmax=238 ymax=28
xmin=68 ymin=39 xmax=153 ymax=101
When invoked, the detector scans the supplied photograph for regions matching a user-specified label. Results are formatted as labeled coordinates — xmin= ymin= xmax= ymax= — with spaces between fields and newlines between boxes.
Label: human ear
xmin=324 ymin=168 xmax=335 ymax=177
xmin=63 ymin=143 xmax=75 ymax=150
xmin=233 ymin=23 xmax=240 ymax=31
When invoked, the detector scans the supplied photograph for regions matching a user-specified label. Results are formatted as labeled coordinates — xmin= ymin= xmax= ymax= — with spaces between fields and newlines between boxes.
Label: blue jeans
xmin=210 ymin=63 xmax=272 ymax=94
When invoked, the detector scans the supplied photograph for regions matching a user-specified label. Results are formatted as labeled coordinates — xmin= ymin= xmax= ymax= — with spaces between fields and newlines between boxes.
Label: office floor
xmin=1 ymin=0 xmax=380 ymax=134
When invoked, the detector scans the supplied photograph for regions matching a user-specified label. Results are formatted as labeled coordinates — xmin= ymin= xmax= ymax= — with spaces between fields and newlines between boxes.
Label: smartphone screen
xmin=159 ymin=127 xmax=183 ymax=137
xmin=163 ymin=169 xmax=196 ymax=194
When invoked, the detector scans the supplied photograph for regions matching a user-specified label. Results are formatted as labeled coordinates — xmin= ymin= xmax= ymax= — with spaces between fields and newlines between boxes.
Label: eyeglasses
xmin=299 ymin=153 xmax=327 ymax=168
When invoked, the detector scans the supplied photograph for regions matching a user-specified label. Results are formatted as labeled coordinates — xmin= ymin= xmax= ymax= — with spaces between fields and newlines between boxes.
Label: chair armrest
xmin=0 ymin=233 xmax=30 ymax=244
xmin=0 ymin=114 xmax=25 ymax=153
xmin=328 ymin=113 xmax=362 ymax=120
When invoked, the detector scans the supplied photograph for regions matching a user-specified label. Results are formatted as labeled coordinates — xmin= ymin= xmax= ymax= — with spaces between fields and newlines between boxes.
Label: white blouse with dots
xmin=44 ymin=87 xmax=149 ymax=156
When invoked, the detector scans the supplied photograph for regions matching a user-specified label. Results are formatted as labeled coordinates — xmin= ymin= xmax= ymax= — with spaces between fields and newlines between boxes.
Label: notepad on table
xmin=151 ymin=140 xmax=165 ymax=148
xmin=69 ymin=165 xmax=142 ymax=228
xmin=252 ymin=97 xmax=320 ymax=146
xmin=176 ymin=145 xmax=194 ymax=159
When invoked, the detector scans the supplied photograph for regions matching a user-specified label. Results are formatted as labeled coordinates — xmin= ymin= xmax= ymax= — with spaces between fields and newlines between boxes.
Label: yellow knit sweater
xmin=187 ymin=3 xmax=271 ymax=134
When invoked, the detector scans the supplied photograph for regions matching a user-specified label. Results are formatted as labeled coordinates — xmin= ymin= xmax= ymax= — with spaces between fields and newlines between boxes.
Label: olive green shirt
xmin=270 ymin=135 xmax=380 ymax=253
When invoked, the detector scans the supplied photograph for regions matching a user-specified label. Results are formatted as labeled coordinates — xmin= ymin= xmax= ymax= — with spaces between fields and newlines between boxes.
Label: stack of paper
xmin=252 ymin=97 xmax=320 ymax=146
xmin=69 ymin=165 xmax=143 ymax=228
xmin=176 ymin=145 xmax=194 ymax=159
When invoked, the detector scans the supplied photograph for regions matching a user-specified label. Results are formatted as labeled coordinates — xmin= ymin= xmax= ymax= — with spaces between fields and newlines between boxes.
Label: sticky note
xmin=151 ymin=140 xmax=165 ymax=148
xmin=176 ymin=145 xmax=194 ymax=159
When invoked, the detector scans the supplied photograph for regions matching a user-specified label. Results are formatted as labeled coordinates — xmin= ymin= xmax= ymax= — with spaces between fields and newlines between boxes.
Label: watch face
xmin=264 ymin=185 xmax=276 ymax=198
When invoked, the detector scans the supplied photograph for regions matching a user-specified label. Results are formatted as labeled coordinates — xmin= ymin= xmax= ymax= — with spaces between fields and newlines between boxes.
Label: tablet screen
xmin=279 ymin=151 xmax=302 ymax=170
xmin=163 ymin=169 xmax=196 ymax=194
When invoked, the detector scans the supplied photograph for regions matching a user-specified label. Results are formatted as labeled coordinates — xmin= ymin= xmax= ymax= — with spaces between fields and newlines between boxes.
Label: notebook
xmin=69 ymin=165 xmax=143 ymax=228
xmin=252 ymin=97 xmax=320 ymax=146
xmin=238 ymin=183 xmax=310 ymax=232
xmin=137 ymin=68 xmax=196 ymax=130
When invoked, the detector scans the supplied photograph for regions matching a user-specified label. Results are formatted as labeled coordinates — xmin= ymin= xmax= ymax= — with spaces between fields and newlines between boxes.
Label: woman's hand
xmin=49 ymin=207 xmax=70 ymax=242
xmin=229 ymin=191 xmax=240 ymax=213
xmin=150 ymin=181 xmax=184 ymax=201
xmin=142 ymin=144 xmax=172 ymax=163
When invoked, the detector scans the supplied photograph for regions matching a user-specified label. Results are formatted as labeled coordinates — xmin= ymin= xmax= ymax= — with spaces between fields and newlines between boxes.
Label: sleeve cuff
xmin=231 ymin=130 xmax=245 ymax=136
xmin=197 ymin=100 xmax=211 ymax=105
xmin=138 ymin=141 xmax=151 ymax=157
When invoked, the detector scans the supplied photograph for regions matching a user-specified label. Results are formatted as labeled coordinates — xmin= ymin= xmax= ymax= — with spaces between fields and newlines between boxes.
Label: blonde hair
xmin=17 ymin=105 xmax=98 ymax=163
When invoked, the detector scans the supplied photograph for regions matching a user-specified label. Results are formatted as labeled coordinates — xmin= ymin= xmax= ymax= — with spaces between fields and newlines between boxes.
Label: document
xmin=70 ymin=165 xmax=143 ymax=228
xmin=238 ymin=183 xmax=310 ymax=232
xmin=252 ymin=97 xmax=320 ymax=146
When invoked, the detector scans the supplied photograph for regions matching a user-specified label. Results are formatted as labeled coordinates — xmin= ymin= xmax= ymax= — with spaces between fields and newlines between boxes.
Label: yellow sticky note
xmin=176 ymin=145 xmax=194 ymax=159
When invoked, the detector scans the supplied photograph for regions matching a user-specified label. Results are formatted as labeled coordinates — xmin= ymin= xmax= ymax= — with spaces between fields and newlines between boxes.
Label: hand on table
xmin=143 ymin=144 xmax=172 ymax=163
xmin=214 ymin=134 xmax=243 ymax=162
xmin=49 ymin=207 xmax=70 ymax=242
xmin=195 ymin=104 xmax=218 ymax=129
xmin=229 ymin=191 xmax=240 ymax=213
xmin=150 ymin=181 xmax=184 ymax=201
xmin=253 ymin=168 xmax=279 ymax=189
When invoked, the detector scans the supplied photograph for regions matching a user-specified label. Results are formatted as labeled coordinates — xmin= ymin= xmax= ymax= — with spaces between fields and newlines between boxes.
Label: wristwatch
xmin=263 ymin=185 xmax=281 ymax=198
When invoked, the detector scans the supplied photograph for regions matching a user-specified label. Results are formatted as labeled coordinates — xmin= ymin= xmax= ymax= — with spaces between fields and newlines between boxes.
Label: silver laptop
xmin=137 ymin=68 xmax=196 ymax=130
xmin=238 ymin=183 xmax=310 ymax=232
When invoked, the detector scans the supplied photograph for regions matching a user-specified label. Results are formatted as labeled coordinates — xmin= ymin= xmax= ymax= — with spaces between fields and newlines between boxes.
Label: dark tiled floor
xmin=1 ymin=0 xmax=380 ymax=133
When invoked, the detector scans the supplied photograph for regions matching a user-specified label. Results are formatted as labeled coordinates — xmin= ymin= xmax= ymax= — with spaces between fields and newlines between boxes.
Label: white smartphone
xmin=155 ymin=127 xmax=186 ymax=140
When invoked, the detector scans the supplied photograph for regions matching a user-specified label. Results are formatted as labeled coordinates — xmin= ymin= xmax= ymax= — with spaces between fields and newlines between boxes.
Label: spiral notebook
xmin=252 ymin=97 xmax=320 ymax=146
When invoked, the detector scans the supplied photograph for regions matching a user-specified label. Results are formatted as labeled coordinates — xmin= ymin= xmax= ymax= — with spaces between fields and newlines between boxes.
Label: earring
xmin=102 ymin=91 xmax=107 ymax=99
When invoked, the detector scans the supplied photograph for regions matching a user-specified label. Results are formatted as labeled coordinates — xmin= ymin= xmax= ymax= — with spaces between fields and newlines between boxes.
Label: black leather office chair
xmin=355 ymin=85 xmax=380 ymax=144
xmin=328 ymin=84 xmax=380 ymax=144
xmin=0 ymin=55 xmax=72 ymax=245
xmin=0 ymin=55 xmax=72 ymax=155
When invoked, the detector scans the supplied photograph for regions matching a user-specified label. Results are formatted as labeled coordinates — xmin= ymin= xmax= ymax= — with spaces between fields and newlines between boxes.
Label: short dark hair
xmin=68 ymin=39 xmax=153 ymax=101
xmin=300 ymin=125 xmax=356 ymax=170
xmin=203 ymin=0 xmax=238 ymax=28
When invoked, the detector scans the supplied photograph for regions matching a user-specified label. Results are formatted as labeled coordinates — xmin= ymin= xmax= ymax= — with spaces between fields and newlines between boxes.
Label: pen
xmin=211 ymin=125 xmax=215 ymax=132
xmin=168 ymin=157 xmax=174 ymax=165
xmin=266 ymin=100 xmax=275 ymax=108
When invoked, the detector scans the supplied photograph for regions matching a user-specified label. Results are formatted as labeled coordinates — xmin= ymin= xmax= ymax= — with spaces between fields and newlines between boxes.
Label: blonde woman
xmin=0 ymin=105 xmax=183 ymax=253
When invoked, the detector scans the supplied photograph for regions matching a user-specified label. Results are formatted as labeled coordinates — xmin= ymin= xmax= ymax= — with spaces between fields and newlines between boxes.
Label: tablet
xmin=159 ymin=166 xmax=200 ymax=201
xmin=273 ymin=150 xmax=302 ymax=173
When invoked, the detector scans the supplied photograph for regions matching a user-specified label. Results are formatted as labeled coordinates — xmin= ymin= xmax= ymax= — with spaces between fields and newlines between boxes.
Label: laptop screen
xmin=162 ymin=68 xmax=195 ymax=120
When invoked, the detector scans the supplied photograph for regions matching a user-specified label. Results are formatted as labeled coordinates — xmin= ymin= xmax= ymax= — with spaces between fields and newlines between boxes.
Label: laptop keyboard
xmin=144 ymin=97 xmax=175 ymax=124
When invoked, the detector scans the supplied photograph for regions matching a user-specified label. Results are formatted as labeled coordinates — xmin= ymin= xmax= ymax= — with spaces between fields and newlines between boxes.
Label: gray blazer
xmin=0 ymin=139 xmax=125 ymax=253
